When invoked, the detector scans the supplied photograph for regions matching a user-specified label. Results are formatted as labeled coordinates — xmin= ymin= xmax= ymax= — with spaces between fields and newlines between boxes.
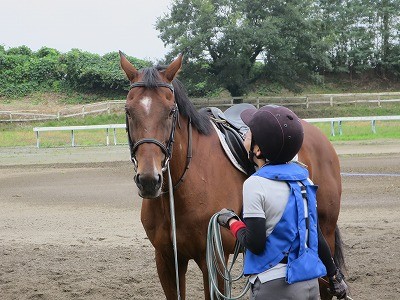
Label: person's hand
xmin=328 ymin=269 xmax=349 ymax=299
xmin=217 ymin=208 xmax=239 ymax=229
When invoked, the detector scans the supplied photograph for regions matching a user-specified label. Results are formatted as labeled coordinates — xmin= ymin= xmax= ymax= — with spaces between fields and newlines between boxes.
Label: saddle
xmin=201 ymin=103 xmax=256 ymax=175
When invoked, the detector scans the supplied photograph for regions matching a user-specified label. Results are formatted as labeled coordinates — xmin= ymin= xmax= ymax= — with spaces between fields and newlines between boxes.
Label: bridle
xmin=126 ymin=81 xmax=193 ymax=189
xmin=126 ymin=81 xmax=178 ymax=173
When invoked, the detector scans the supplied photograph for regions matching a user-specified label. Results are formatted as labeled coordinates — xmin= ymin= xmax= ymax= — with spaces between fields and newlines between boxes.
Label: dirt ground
xmin=0 ymin=141 xmax=399 ymax=300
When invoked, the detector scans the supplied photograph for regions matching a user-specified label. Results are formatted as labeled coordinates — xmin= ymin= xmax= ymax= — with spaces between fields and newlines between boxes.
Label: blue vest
xmin=243 ymin=162 xmax=327 ymax=284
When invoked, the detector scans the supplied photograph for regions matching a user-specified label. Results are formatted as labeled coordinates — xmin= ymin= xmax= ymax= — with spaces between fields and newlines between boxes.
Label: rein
xmin=167 ymin=163 xmax=181 ymax=300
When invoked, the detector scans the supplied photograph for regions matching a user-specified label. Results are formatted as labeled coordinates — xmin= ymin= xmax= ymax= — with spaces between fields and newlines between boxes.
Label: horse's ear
xmin=164 ymin=54 xmax=183 ymax=82
xmin=119 ymin=51 xmax=139 ymax=82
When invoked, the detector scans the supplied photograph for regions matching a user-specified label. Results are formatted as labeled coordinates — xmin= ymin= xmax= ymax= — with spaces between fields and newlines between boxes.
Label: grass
xmin=0 ymin=114 xmax=127 ymax=147
xmin=313 ymin=121 xmax=400 ymax=141
xmin=36 ymin=129 xmax=128 ymax=148
xmin=1 ymin=106 xmax=400 ymax=148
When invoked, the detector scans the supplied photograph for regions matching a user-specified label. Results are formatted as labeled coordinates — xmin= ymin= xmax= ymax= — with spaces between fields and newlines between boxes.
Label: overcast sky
xmin=0 ymin=0 xmax=173 ymax=60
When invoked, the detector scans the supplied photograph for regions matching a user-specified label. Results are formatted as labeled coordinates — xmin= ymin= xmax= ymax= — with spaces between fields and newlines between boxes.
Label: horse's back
xmin=299 ymin=120 xmax=341 ymax=235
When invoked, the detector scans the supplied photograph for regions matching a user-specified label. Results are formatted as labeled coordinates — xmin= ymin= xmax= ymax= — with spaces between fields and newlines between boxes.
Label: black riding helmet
xmin=240 ymin=105 xmax=304 ymax=164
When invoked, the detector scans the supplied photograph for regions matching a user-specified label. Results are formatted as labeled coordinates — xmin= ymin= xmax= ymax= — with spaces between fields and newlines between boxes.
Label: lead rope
xmin=206 ymin=213 xmax=251 ymax=299
xmin=167 ymin=163 xmax=181 ymax=300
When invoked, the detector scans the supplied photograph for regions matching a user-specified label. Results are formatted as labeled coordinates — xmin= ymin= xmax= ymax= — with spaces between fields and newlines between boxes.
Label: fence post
xmin=377 ymin=95 xmax=381 ymax=107
xmin=71 ymin=130 xmax=75 ymax=147
xmin=330 ymin=121 xmax=335 ymax=136
xmin=306 ymin=96 xmax=309 ymax=109
xmin=371 ymin=120 xmax=376 ymax=134
xmin=82 ymin=105 xmax=85 ymax=118
xmin=36 ymin=131 xmax=40 ymax=148
xmin=113 ymin=128 xmax=117 ymax=145
xmin=338 ymin=121 xmax=343 ymax=135
xmin=106 ymin=128 xmax=110 ymax=146
xmin=330 ymin=96 xmax=333 ymax=107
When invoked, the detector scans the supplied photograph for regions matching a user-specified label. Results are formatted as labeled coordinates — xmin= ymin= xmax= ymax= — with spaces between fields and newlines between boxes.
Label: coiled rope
xmin=206 ymin=213 xmax=251 ymax=300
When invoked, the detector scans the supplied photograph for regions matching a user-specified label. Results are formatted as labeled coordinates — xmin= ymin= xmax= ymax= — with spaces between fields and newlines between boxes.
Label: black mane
xmin=140 ymin=66 xmax=212 ymax=135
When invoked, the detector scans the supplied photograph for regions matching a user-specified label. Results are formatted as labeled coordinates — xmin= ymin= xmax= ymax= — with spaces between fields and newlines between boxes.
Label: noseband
xmin=126 ymin=81 xmax=178 ymax=173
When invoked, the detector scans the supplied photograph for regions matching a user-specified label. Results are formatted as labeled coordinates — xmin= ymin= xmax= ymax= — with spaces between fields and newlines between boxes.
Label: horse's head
xmin=120 ymin=52 xmax=183 ymax=199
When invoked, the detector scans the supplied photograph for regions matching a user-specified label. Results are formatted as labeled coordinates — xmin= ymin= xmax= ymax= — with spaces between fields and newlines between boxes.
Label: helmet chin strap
xmin=249 ymin=138 xmax=268 ymax=168
xmin=248 ymin=138 xmax=261 ymax=167
xmin=248 ymin=150 xmax=257 ymax=167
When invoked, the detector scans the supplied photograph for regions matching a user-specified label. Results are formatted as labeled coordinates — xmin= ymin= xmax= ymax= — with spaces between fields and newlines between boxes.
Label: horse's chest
xmin=143 ymin=217 xmax=202 ymax=255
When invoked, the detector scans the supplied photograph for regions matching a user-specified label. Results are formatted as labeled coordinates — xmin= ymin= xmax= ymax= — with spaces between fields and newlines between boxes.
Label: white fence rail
xmin=57 ymin=100 xmax=125 ymax=118
xmin=191 ymin=92 xmax=400 ymax=109
xmin=1 ymin=100 xmax=125 ymax=122
xmin=33 ymin=124 xmax=126 ymax=148
xmin=33 ymin=115 xmax=400 ymax=148
xmin=3 ymin=92 xmax=400 ymax=122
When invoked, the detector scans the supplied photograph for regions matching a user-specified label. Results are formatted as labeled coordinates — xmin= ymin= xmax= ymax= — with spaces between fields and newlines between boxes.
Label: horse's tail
xmin=333 ymin=225 xmax=347 ymax=272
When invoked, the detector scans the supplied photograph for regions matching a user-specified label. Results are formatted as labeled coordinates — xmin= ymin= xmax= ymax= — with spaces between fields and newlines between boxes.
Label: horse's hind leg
xmin=155 ymin=249 xmax=189 ymax=299
xmin=315 ymin=178 xmax=342 ymax=300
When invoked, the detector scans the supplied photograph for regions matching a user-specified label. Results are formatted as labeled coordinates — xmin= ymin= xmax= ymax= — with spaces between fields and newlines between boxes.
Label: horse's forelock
xmin=140 ymin=67 xmax=162 ymax=89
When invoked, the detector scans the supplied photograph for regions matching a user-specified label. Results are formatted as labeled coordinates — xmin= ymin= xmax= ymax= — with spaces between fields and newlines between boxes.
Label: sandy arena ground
xmin=0 ymin=140 xmax=399 ymax=300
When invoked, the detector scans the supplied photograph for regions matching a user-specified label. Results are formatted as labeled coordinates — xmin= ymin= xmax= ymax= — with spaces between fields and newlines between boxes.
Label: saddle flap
xmin=203 ymin=104 xmax=256 ymax=175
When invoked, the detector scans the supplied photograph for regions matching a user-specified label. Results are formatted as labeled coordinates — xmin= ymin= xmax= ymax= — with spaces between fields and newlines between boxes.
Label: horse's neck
xmin=162 ymin=116 xmax=246 ymax=219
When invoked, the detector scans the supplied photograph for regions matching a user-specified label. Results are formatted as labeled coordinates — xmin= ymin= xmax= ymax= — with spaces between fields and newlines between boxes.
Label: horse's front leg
xmin=155 ymin=248 xmax=189 ymax=299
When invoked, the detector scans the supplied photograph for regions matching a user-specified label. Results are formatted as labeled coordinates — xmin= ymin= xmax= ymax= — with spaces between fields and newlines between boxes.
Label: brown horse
xmin=120 ymin=53 xmax=344 ymax=300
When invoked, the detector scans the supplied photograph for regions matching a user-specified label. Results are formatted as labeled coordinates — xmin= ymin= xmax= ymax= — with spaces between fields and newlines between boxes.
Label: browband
xmin=130 ymin=81 xmax=174 ymax=93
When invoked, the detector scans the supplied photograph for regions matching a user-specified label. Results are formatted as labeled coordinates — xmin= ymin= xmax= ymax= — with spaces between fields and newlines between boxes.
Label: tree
xmin=317 ymin=0 xmax=400 ymax=79
xmin=317 ymin=0 xmax=376 ymax=76
xmin=61 ymin=49 xmax=151 ymax=92
xmin=157 ymin=0 xmax=331 ymax=95
xmin=0 ymin=46 xmax=61 ymax=97
xmin=373 ymin=0 xmax=400 ymax=78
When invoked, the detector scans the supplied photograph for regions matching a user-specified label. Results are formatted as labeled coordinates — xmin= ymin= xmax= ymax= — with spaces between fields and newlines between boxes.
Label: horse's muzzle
xmin=134 ymin=173 xmax=162 ymax=198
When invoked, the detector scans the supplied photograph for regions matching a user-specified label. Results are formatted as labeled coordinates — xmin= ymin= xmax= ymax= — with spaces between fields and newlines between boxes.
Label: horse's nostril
xmin=157 ymin=174 xmax=162 ymax=185
xmin=134 ymin=174 xmax=140 ymax=185
xmin=134 ymin=173 xmax=162 ymax=195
